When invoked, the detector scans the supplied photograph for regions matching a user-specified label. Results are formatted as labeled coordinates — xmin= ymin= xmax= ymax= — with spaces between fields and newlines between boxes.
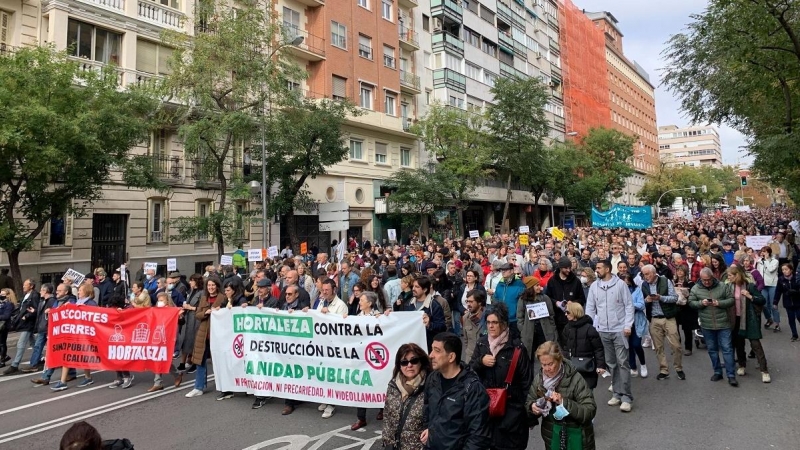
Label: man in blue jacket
xmin=492 ymin=262 xmax=525 ymax=324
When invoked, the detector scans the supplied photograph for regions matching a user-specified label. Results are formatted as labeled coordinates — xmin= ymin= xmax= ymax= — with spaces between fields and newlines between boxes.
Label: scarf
xmin=489 ymin=328 xmax=510 ymax=356
xmin=395 ymin=372 xmax=423 ymax=400
xmin=734 ymin=284 xmax=747 ymax=331
xmin=537 ymin=362 xmax=566 ymax=417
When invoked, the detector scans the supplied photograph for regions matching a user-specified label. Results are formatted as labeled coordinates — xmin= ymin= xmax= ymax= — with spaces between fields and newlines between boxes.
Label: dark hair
xmin=204 ymin=276 xmax=222 ymax=298
xmin=781 ymin=262 xmax=794 ymax=274
xmin=223 ymin=277 xmax=245 ymax=298
xmin=486 ymin=301 xmax=509 ymax=327
xmin=189 ymin=273 xmax=204 ymax=289
xmin=467 ymin=289 xmax=487 ymax=307
xmin=41 ymin=283 xmax=55 ymax=295
xmin=386 ymin=265 xmax=397 ymax=277
xmin=618 ymin=272 xmax=634 ymax=287
xmin=353 ymin=282 xmax=367 ymax=293
xmin=392 ymin=343 xmax=432 ymax=379
xmin=433 ymin=332 xmax=462 ymax=363
xmin=319 ymin=274 xmax=333 ymax=284
xmin=365 ymin=275 xmax=388 ymax=311
xmin=59 ymin=421 xmax=103 ymax=450
xmin=413 ymin=275 xmax=432 ymax=294
xmin=762 ymin=246 xmax=773 ymax=256
xmin=595 ymin=259 xmax=611 ymax=270
xmin=401 ymin=262 xmax=417 ymax=276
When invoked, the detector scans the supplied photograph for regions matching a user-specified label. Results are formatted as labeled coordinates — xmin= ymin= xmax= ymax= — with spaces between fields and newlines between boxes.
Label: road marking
xmin=0 ymin=369 xmax=104 ymax=384
xmin=0 ymin=375 xmax=215 ymax=443
xmin=0 ymin=381 xmax=114 ymax=416
xmin=243 ymin=426 xmax=382 ymax=450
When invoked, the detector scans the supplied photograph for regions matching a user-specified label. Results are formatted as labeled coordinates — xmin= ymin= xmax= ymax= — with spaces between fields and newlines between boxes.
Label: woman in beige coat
xmin=184 ymin=277 xmax=224 ymax=398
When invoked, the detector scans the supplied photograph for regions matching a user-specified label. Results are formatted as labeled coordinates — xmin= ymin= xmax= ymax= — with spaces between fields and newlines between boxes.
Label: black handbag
xmin=569 ymin=355 xmax=595 ymax=373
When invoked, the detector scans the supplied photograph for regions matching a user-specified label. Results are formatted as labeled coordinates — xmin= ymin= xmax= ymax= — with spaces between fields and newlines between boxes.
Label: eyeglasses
xmin=400 ymin=357 xmax=421 ymax=366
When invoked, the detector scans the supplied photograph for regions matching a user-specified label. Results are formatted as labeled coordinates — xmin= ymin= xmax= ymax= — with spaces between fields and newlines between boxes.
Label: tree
xmin=382 ymin=161 xmax=455 ymax=233
xmin=639 ymin=165 xmax=740 ymax=211
xmin=0 ymin=46 xmax=157 ymax=293
xmin=575 ymin=128 xmax=636 ymax=203
xmin=161 ymin=2 xmax=304 ymax=258
xmin=411 ymin=103 xmax=491 ymax=235
xmin=486 ymin=76 xmax=550 ymax=233
xmin=662 ymin=0 xmax=800 ymax=198
xmin=263 ymin=97 xmax=361 ymax=250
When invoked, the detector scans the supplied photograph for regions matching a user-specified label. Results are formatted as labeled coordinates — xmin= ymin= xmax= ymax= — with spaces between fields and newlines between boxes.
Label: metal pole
xmin=740 ymin=182 xmax=745 ymax=206
xmin=261 ymin=122 xmax=268 ymax=250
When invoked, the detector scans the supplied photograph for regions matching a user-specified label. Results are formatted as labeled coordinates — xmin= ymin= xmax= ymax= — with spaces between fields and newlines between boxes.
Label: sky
xmin=573 ymin=0 xmax=750 ymax=166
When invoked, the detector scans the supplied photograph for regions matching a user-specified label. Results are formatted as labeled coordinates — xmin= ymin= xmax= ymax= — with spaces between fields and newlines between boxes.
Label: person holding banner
xmin=147 ymin=292 xmax=183 ymax=392
xmin=51 ymin=283 xmax=97 ymax=391
xmin=381 ymin=343 xmax=431 ymax=450
xmin=352 ymin=291 xmax=386 ymax=429
xmin=185 ymin=277 xmax=224 ymax=399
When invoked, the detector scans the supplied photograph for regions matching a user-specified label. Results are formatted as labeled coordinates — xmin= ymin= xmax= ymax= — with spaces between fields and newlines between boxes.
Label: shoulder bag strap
xmin=504 ymin=347 xmax=522 ymax=387
xmin=394 ymin=392 xmax=417 ymax=443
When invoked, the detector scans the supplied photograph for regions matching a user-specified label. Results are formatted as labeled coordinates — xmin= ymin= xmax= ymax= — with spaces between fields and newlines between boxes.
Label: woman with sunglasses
xmin=382 ymin=343 xmax=432 ymax=450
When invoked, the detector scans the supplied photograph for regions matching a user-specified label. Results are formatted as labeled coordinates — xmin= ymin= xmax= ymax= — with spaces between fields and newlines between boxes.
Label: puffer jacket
xmin=564 ymin=316 xmax=606 ymax=389
xmin=688 ymin=279 xmax=733 ymax=330
xmin=526 ymin=360 xmax=597 ymax=450
xmin=424 ymin=363 xmax=491 ymax=450
xmin=517 ymin=293 xmax=558 ymax=354
xmin=382 ymin=373 xmax=427 ymax=450
xmin=470 ymin=336 xmax=534 ymax=450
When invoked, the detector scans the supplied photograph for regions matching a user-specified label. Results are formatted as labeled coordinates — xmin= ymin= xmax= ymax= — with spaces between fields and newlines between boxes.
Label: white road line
xmin=243 ymin=426 xmax=382 ymax=450
xmin=0 ymin=381 xmax=115 ymax=416
xmin=0 ymin=369 xmax=104 ymax=384
xmin=0 ymin=375 xmax=215 ymax=443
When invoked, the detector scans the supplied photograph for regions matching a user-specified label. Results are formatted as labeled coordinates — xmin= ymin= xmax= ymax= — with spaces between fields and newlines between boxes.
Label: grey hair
xmin=538 ymin=257 xmax=553 ymax=271
xmin=699 ymin=267 xmax=714 ymax=278
xmin=360 ymin=290 xmax=378 ymax=308
xmin=672 ymin=253 xmax=683 ymax=262
xmin=641 ymin=264 xmax=657 ymax=275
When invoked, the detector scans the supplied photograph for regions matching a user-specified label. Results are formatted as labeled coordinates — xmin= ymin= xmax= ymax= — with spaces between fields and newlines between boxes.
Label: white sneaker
xmin=630 ymin=369 xmax=638 ymax=377
xmin=322 ymin=405 xmax=336 ymax=418
xmin=639 ymin=365 xmax=649 ymax=378
xmin=762 ymin=372 xmax=771 ymax=383
xmin=185 ymin=389 xmax=204 ymax=398
xmin=737 ymin=367 xmax=746 ymax=376
xmin=608 ymin=383 xmax=613 ymax=392
xmin=608 ymin=397 xmax=621 ymax=406
xmin=318 ymin=403 xmax=328 ymax=412
xmin=620 ymin=402 xmax=632 ymax=412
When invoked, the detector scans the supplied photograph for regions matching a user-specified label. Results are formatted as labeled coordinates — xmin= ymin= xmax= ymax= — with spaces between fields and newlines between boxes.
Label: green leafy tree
xmin=576 ymin=128 xmax=636 ymax=203
xmin=0 ymin=46 xmax=158 ymax=293
xmin=262 ymin=97 xmax=361 ymax=250
xmin=160 ymin=2 xmax=304 ymax=258
xmin=382 ymin=161 xmax=455 ymax=233
xmin=486 ymin=76 xmax=550 ymax=233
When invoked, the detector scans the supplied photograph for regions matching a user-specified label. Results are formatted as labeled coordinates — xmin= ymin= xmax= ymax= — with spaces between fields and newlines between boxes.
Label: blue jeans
xmin=452 ymin=311 xmax=462 ymax=336
xmin=42 ymin=367 xmax=76 ymax=381
xmin=628 ymin=332 xmax=645 ymax=370
xmin=29 ymin=332 xmax=47 ymax=366
xmin=702 ymin=328 xmax=736 ymax=378
xmin=762 ymin=287 xmax=777 ymax=322
xmin=11 ymin=331 xmax=32 ymax=368
xmin=194 ymin=344 xmax=210 ymax=390
xmin=786 ymin=308 xmax=800 ymax=338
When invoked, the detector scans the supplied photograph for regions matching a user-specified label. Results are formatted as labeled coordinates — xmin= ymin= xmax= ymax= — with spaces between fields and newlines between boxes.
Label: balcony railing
xmin=400 ymin=70 xmax=421 ymax=92
xmin=69 ymin=57 xmax=125 ymax=86
xmin=138 ymin=0 xmax=184 ymax=31
xmin=358 ymin=44 xmax=373 ymax=60
xmin=191 ymin=158 xmax=220 ymax=184
xmin=150 ymin=154 xmax=181 ymax=179
xmin=398 ymin=25 xmax=419 ymax=49
xmin=283 ymin=25 xmax=326 ymax=60
xmin=431 ymin=0 xmax=463 ymax=19
xmin=433 ymin=68 xmax=466 ymax=93
xmin=384 ymin=55 xmax=396 ymax=68
xmin=432 ymin=31 xmax=464 ymax=56
xmin=497 ymin=2 xmax=525 ymax=28
xmin=82 ymin=0 xmax=125 ymax=12
xmin=150 ymin=230 xmax=165 ymax=243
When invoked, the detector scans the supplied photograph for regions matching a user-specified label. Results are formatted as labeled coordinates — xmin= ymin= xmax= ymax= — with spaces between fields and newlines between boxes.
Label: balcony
xmin=138 ymin=0 xmax=185 ymax=31
xmin=398 ymin=25 xmax=420 ymax=51
xmin=398 ymin=0 xmax=417 ymax=7
xmin=284 ymin=26 xmax=326 ymax=62
xmin=432 ymin=31 xmax=464 ymax=57
xmin=374 ymin=197 xmax=387 ymax=215
xmin=191 ymin=158 xmax=221 ymax=188
xmin=498 ymin=32 xmax=514 ymax=52
xmin=549 ymin=37 xmax=560 ymax=52
xmin=358 ymin=44 xmax=373 ymax=60
xmin=150 ymin=154 xmax=181 ymax=182
xmin=431 ymin=0 xmax=462 ymax=22
xmin=400 ymin=70 xmax=421 ymax=94
xmin=433 ymin=68 xmax=466 ymax=93
xmin=69 ymin=57 xmax=124 ymax=86
xmin=293 ymin=0 xmax=324 ymax=7
xmin=80 ymin=0 xmax=124 ymax=13
xmin=497 ymin=2 xmax=525 ymax=28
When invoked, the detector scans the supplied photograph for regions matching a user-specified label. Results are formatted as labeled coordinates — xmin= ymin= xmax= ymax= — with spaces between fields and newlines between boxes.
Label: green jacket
xmin=725 ymin=282 xmax=766 ymax=340
xmin=526 ymin=360 xmax=596 ymax=450
xmin=688 ymin=280 xmax=733 ymax=330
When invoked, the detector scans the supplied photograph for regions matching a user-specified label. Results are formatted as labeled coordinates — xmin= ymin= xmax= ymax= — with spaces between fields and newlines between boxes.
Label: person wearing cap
xmin=721 ymin=241 xmax=736 ymax=267
xmin=518 ymin=277 xmax=557 ymax=357
xmin=484 ymin=259 xmax=504 ymax=300
xmin=254 ymin=277 xmax=279 ymax=308
xmin=545 ymin=257 xmax=586 ymax=307
xmin=492 ymin=262 xmax=526 ymax=325
xmin=653 ymin=253 xmax=674 ymax=281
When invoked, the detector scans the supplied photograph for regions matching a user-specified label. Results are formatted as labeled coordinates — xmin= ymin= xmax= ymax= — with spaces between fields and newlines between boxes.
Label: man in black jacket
xmin=3 ymin=278 xmax=38 ymax=375
xmin=96 ymin=269 xmax=114 ymax=307
xmin=423 ymin=332 xmax=490 ymax=450
xmin=22 ymin=283 xmax=57 ymax=372
xmin=545 ymin=257 xmax=586 ymax=307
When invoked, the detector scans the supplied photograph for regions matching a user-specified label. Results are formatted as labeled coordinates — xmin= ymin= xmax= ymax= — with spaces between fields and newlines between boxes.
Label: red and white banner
xmin=45 ymin=304 xmax=181 ymax=373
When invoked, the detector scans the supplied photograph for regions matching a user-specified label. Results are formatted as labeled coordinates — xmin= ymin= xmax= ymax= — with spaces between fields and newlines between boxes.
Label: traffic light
xmin=741 ymin=176 xmax=748 ymax=186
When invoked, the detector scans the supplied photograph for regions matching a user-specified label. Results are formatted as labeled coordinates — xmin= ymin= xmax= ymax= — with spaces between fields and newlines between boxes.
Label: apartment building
xmin=585 ymin=10 xmax=659 ymax=207
xmin=658 ymin=124 xmax=723 ymax=168
xmin=0 ymin=0 xmax=428 ymax=282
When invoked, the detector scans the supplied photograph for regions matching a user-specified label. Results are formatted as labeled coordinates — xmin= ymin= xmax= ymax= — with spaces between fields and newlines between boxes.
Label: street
xmin=1 ymin=328 xmax=798 ymax=450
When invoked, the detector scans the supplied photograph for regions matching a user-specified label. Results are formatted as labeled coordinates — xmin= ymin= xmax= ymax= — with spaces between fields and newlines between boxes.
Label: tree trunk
xmin=456 ymin=207 xmax=465 ymax=239
xmin=8 ymin=249 xmax=23 ymax=296
xmin=501 ymin=173 xmax=512 ymax=234
xmin=532 ymin=192 xmax=542 ymax=232
xmin=215 ymin=160 xmax=228 ymax=261
xmin=285 ymin=207 xmax=300 ymax=252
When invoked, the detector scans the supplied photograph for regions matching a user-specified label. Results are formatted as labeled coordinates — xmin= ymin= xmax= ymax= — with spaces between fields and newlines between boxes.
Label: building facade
xmin=658 ymin=124 xmax=724 ymax=168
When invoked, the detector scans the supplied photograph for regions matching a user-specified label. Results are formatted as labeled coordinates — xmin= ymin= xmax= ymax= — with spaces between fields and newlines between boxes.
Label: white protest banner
xmin=166 ymin=258 xmax=177 ymax=272
xmin=210 ymin=308 xmax=427 ymax=408
xmin=220 ymin=255 xmax=233 ymax=265
xmin=119 ymin=264 xmax=127 ymax=282
xmin=745 ymin=235 xmax=772 ymax=251
xmin=519 ymin=225 xmax=530 ymax=234
xmin=248 ymin=248 xmax=264 ymax=262
xmin=62 ymin=269 xmax=85 ymax=287
xmin=526 ymin=302 xmax=550 ymax=320
xmin=469 ymin=230 xmax=480 ymax=238
xmin=267 ymin=246 xmax=279 ymax=258
xmin=387 ymin=229 xmax=397 ymax=242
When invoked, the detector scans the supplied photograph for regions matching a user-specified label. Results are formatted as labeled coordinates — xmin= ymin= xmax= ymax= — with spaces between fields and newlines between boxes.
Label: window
xmin=375 ymin=142 xmax=388 ymax=164
xmin=358 ymin=35 xmax=372 ymax=59
xmin=350 ymin=139 xmax=364 ymax=160
xmin=448 ymin=96 xmax=464 ymax=108
xmin=444 ymin=53 xmax=462 ymax=71
xmin=195 ymin=200 xmax=212 ymax=241
xmin=155 ymin=0 xmax=179 ymax=8
xmin=384 ymin=91 xmax=396 ymax=115
xmin=479 ymin=5 xmax=495 ymax=22
xmin=400 ymin=148 xmax=411 ymax=167
xmin=1 ymin=11 xmax=11 ymax=49
xmin=136 ymin=39 xmax=173 ymax=75
xmin=484 ymin=71 xmax=497 ymax=87
xmin=358 ymin=0 xmax=369 ymax=9
xmin=423 ymin=51 xmax=431 ymax=69
xmin=283 ymin=7 xmax=300 ymax=31
xmin=381 ymin=0 xmax=392 ymax=20
xmin=465 ymin=28 xmax=480 ymax=48
xmin=332 ymin=75 xmax=347 ymax=101
xmin=67 ymin=19 xmax=121 ymax=64
xmin=147 ymin=198 xmax=169 ymax=244
xmin=422 ymin=14 xmax=429 ymax=32
xmin=383 ymin=45 xmax=395 ymax=68
xmin=465 ymin=62 xmax=481 ymax=80
xmin=481 ymin=38 xmax=497 ymax=57
xmin=150 ymin=129 xmax=168 ymax=156
xmin=331 ymin=21 xmax=347 ymax=49
xmin=41 ymin=204 xmax=73 ymax=247
xmin=360 ymin=84 xmax=373 ymax=109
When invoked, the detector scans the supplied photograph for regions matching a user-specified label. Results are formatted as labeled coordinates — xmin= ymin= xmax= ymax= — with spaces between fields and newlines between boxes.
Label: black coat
xmin=423 ymin=363 xmax=491 ymax=450
xmin=110 ymin=281 xmax=127 ymax=309
xmin=563 ymin=316 xmax=606 ymax=389
xmin=97 ymin=278 xmax=114 ymax=307
xmin=545 ymin=272 xmax=586 ymax=306
xmin=470 ymin=336 xmax=533 ymax=450
xmin=14 ymin=293 xmax=38 ymax=332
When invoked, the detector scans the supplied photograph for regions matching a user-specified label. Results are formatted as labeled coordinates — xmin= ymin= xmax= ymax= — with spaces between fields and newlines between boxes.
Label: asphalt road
xmin=1 ymin=325 xmax=799 ymax=450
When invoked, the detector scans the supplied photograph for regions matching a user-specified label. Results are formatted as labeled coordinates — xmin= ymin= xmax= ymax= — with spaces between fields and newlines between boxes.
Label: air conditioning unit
xmin=548 ymin=81 xmax=556 ymax=88
xmin=433 ymin=18 xmax=443 ymax=31
xmin=536 ymin=52 xmax=543 ymax=59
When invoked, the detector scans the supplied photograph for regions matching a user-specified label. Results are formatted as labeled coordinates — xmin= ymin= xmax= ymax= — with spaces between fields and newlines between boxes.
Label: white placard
xmin=387 ymin=229 xmax=397 ymax=242
xmin=62 ymin=268 xmax=85 ymax=287
xmin=220 ymin=255 xmax=233 ymax=265
xmin=469 ymin=230 xmax=480 ymax=238
xmin=248 ymin=248 xmax=263 ymax=262
xmin=267 ymin=246 xmax=279 ymax=258
xmin=745 ymin=235 xmax=772 ymax=251
xmin=166 ymin=258 xmax=177 ymax=272
xmin=526 ymin=302 xmax=550 ymax=320
xmin=144 ymin=262 xmax=158 ymax=272
xmin=119 ymin=264 xmax=127 ymax=282
xmin=519 ymin=225 xmax=530 ymax=234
